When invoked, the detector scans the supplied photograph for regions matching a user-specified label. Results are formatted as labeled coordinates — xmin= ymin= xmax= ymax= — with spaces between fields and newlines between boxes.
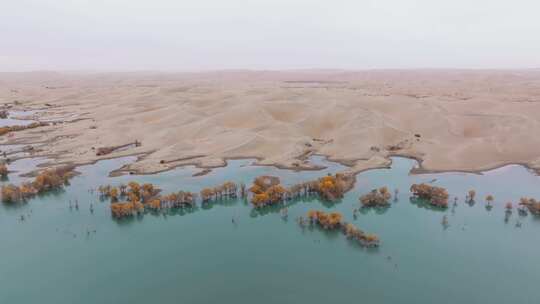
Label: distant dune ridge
xmin=1 ymin=69 xmax=540 ymax=175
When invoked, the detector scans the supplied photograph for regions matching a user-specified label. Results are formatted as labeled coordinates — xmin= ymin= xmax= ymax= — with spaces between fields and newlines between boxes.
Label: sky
xmin=1 ymin=0 xmax=539 ymax=71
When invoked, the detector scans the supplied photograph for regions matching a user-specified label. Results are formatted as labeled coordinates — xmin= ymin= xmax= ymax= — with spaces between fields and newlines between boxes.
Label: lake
xmin=1 ymin=156 xmax=539 ymax=304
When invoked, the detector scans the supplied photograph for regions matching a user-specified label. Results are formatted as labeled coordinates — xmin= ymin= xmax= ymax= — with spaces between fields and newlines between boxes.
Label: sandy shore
xmin=1 ymin=69 xmax=540 ymax=175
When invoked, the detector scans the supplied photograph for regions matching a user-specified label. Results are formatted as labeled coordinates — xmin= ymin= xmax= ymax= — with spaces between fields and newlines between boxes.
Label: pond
xmin=0 ymin=156 xmax=539 ymax=304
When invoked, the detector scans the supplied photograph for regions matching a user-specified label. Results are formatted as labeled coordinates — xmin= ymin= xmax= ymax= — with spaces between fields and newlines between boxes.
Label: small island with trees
xmin=410 ymin=183 xmax=449 ymax=208
xmin=97 ymin=182 xmax=196 ymax=218
xmin=1 ymin=166 xmax=76 ymax=203
xmin=359 ymin=187 xmax=392 ymax=208
xmin=303 ymin=210 xmax=380 ymax=247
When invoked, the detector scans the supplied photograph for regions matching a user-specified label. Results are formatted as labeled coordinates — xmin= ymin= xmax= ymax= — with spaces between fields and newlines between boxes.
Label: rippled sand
xmin=1 ymin=69 xmax=540 ymax=174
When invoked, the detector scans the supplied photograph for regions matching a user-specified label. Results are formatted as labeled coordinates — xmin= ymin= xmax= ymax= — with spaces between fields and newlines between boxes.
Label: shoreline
xmin=2 ymin=125 xmax=540 ymax=179
xmin=3 ymin=140 xmax=539 ymax=181
xmin=2 ymin=70 xmax=540 ymax=179
xmin=1 ymin=119 xmax=539 ymax=179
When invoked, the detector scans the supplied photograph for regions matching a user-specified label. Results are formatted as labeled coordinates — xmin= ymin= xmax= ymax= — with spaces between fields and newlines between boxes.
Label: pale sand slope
xmin=1 ymin=70 xmax=540 ymax=175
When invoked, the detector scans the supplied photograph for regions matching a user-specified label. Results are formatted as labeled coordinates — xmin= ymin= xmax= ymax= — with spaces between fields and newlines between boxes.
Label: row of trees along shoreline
xmin=1 ymin=163 xmax=538 ymax=219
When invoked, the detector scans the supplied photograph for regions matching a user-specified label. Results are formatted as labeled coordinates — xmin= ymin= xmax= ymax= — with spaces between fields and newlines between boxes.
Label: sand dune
xmin=1 ymin=70 xmax=540 ymax=175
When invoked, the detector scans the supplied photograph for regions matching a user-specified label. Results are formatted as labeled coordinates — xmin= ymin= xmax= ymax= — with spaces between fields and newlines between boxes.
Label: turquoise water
xmin=1 ymin=156 xmax=539 ymax=304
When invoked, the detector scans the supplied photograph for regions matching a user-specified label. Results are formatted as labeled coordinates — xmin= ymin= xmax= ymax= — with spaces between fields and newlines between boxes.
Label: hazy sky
xmin=1 ymin=0 xmax=539 ymax=71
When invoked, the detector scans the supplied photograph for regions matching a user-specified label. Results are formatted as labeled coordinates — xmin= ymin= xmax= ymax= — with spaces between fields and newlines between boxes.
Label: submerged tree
xmin=200 ymin=181 xmax=239 ymax=204
xmin=100 ymin=181 xmax=190 ymax=218
xmin=410 ymin=183 xmax=449 ymax=208
xmin=119 ymin=184 xmax=128 ymax=196
xmin=359 ymin=187 xmax=392 ymax=208
xmin=467 ymin=190 xmax=476 ymax=203
xmin=109 ymin=187 xmax=119 ymax=202
xmin=240 ymin=183 xmax=246 ymax=199
xmin=307 ymin=210 xmax=343 ymax=229
xmin=505 ymin=202 xmax=513 ymax=223
xmin=1 ymin=184 xmax=22 ymax=203
xmin=161 ymin=191 xmax=195 ymax=208
xmin=141 ymin=183 xmax=160 ymax=202
xmin=247 ymin=172 xmax=356 ymax=208
xmin=307 ymin=210 xmax=380 ymax=247
xmin=252 ymin=192 xmax=270 ymax=208
xmin=1 ymin=166 xmax=75 ymax=203
xmin=519 ymin=197 xmax=540 ymax=215
xmin=200 ymin=188 xmax=215 ymax=203
xmin=0 ymin=163 xmax=8 ymax=178
xmin=128 ymin=182 xmax=141 ymax=200
xmin=342 ymin=223 xmax=379 ymax=247
xmin=110 ymin=201 xmax=144 ymax=218
xmin=266 ymin=185 xmax=286 ymax=203
xmin=147 ymin=199 xmax=161 ymax=211
xmin=98 ymin=185 xmax=111 ymax=198
xmin=484 ymin=195 xmax=494 ymax=211
xmin=249 ymin=176 xmax=284 ymax=208
xmin=316 ymin=174 xmax=350 ymax=201
xmin=32 ymin=167 xmax=74 ymax=192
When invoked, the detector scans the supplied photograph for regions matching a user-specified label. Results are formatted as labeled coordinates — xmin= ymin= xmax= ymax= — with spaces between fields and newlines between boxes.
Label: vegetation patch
xmin=519 ymin=197 xmax=540 ymax=215
xmin=0 ymin=122 xmax=49 ymax=136
xmin=360 ymin=187 xmax=392 ymax=208
xmin=1 ymin=166 xmax=76 ymax=203
xmin=410 ymin=183 xmax=449 ymax=208
xmin=301 ymin=210 xmax=380 ymax=247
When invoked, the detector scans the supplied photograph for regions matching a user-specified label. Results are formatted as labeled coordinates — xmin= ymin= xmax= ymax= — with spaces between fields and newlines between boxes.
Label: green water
xmin=1 ymin=156 xmax=539 ymax=304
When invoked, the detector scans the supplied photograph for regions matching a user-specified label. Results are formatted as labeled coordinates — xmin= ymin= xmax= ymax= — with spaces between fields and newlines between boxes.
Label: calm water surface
xmin=0 ymin=110 xmax=38 ymax=127
xmin=1 ymin=156 xmax=539 ymax=304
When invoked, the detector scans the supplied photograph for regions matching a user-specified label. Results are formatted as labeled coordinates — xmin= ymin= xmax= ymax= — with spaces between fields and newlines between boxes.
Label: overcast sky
xmin=1 ymin=0 xmax=539 ymax=71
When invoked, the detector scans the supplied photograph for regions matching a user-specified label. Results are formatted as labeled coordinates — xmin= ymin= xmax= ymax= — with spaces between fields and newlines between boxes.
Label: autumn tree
xmin=0 ymin=163 xmax=8 ymax=177
xmin=519 ymin=197 xmax=540 ymax=215
xmin=360 ymin=187 xmax=392 ymax=207
xmin=32 ymin=168 xmax=72 ymax=192
xmin=249 ymin=176 xmax=285 ymax=208
xmin=252 ymin=192 xmax=270 ymax=208
xmin=106 ymin=187 xmax=118 ymax=201
xmin=307 ymin=210 xmax=380 ymax=247
xmin=98 ymin=185 xmax=111 ymax=197
xmin=110 ymin=201 xmax=144 ymax=218
xmin=19 ymin=182 xmax=38 ymax=198
xmin=200 ymin=188 xmax=215 ymax=203
xmin=410 ymin=183 xmax=449 ymax=208
xmin=1 ymin=184 xmax=22 ymax=203
xmin=307 ymin=210 xmax=343 ymax=229
xmin=468 ymin=190 xmax=476 ymax=202
xmin=119 ymin=184 xmax=127 ymax=196
xmin=128 ymin=182 xmax=141 ymax=199
xmin=147 ymin=199 xmax=161 ymax=211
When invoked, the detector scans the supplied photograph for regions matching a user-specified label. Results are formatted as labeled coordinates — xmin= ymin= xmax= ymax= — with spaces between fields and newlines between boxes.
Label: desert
xmin=2 ymin=69 xmax=540 ymax=176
